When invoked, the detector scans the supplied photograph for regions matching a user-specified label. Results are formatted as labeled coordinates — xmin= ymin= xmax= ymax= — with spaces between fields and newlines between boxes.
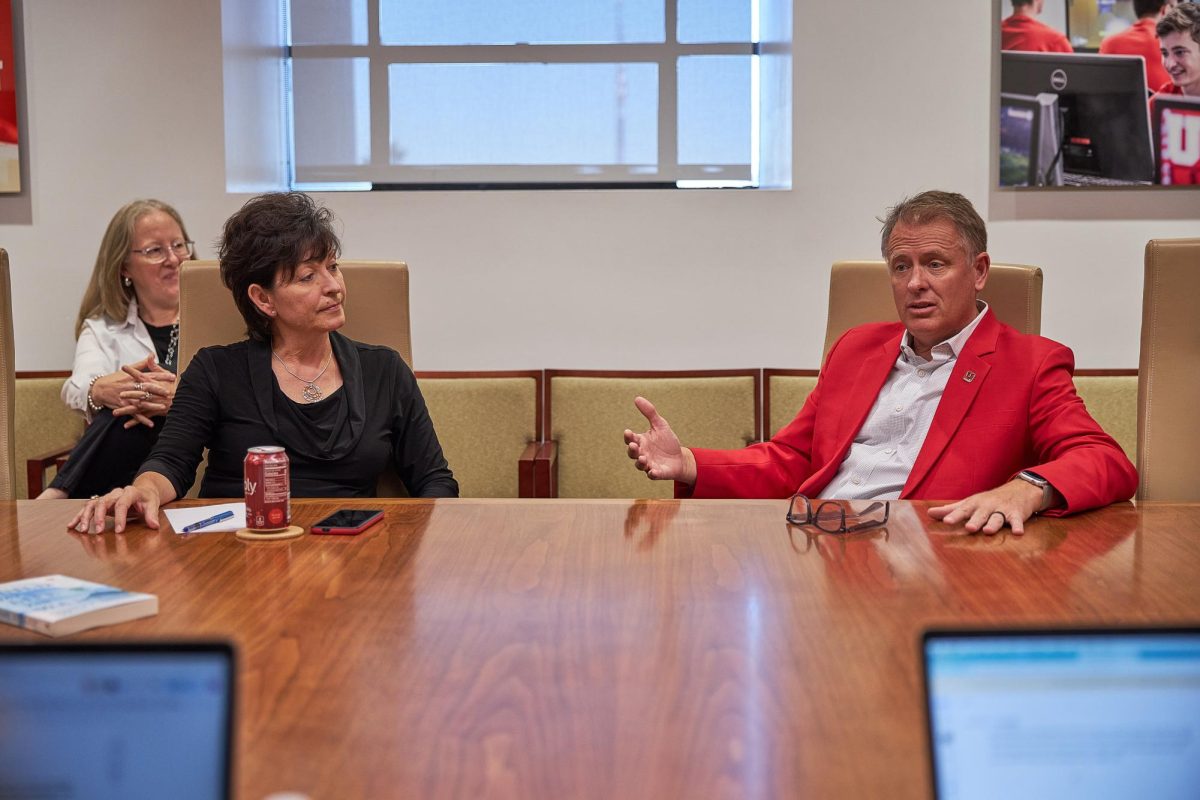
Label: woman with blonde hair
xmin=40 ymin=199 xmax=194 ymax=498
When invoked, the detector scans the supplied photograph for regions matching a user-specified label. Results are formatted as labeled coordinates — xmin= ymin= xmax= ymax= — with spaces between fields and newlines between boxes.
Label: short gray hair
xmin=879 ymin=190 xmax=987 ymax=261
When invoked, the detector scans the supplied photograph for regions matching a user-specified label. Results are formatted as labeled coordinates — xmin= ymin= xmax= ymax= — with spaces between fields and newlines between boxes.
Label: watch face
xmin=1020 ymin=471 xmax=1047 ymax=487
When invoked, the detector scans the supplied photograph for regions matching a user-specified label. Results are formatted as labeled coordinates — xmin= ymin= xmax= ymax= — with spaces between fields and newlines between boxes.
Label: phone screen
xmin=312 ymin=510 xmax=383 ymax=530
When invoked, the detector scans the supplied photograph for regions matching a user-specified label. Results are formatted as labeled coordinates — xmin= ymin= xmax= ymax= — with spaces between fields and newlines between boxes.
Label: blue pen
xmin=181 ymin=510 xmax=235 ymax=533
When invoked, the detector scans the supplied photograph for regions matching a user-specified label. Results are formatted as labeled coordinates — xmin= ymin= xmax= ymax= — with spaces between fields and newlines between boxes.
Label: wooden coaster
xmin=235 ymin=525 xmax=305 ymax=542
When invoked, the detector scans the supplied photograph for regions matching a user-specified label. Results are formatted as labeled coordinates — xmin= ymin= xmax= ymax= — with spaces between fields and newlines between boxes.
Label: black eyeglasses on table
xmin=785 ymin=493 xmax=890 ymax=534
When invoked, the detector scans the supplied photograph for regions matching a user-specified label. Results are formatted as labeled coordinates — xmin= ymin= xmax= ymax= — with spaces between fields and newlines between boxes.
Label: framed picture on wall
xmin=0 ymin=0 xmax=18 ymax=193
xmin=997 ymin=0 xmax=1200 ymax=188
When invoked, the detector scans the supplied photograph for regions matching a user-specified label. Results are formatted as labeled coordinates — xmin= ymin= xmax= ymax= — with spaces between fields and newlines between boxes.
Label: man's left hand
xmin=928 ymin=478 xmax=1047 ymax=534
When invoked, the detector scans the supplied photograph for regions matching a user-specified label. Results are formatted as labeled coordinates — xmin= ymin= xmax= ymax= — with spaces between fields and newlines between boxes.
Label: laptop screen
xmin=923 ymin=629 xmax=1200 ymax=800
xmin=0 ymin=642 xmax=235 ymax=800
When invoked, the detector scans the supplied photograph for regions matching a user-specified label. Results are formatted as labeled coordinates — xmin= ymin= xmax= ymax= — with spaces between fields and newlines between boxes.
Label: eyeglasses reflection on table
xmin=785 ymin=493 xmax=890 ymax=534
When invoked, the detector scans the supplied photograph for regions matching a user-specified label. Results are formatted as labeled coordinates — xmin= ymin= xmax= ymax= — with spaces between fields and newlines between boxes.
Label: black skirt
xmin=48 ymin=410 xmax=163 ymax=498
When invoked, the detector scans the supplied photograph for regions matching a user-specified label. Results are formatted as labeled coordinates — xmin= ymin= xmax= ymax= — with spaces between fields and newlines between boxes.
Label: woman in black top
xmin=71 ymin=192 xmax=457 ymax=533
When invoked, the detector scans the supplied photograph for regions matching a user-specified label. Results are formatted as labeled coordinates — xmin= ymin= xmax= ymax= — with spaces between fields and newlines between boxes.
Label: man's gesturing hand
xmin=623 ymin=396 xmax=697 ymax=486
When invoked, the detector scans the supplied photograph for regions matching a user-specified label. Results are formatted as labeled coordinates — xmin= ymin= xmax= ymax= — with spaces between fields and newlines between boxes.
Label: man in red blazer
xmin=624 ymin=191 xmax=1137 ymax=535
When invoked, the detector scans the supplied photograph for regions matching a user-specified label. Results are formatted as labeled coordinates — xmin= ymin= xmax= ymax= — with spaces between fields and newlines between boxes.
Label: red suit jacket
xmin=686 ymin=312 xmax=1137 ymax=515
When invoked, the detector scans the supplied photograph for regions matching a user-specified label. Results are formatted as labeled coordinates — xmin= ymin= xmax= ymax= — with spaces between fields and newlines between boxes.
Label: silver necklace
xmin=165 ymin=323 xmax=178 ymax=371
xmin=272 ymin=348 xmax=333 ymax=402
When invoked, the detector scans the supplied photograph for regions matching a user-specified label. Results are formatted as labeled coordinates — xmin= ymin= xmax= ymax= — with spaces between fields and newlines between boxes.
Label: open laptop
xmin=922 ymin=628 xmax=1200 ymax=800
xmin=0 ymin=641 xmax=235 ymax=800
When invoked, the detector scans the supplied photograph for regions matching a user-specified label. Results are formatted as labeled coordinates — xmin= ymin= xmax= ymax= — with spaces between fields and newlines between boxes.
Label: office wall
xmin=0 ymin=0 xmax=1195 ymax=373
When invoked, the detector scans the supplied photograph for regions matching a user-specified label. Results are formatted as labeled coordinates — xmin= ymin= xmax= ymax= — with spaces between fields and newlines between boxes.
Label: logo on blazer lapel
xmin=963 ymin=370 xmax=976 ymax=383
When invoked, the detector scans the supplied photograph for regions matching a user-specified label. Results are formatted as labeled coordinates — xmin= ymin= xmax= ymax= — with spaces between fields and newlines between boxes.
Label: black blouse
xmin=138 ymin=332 xmax=458 ymax=499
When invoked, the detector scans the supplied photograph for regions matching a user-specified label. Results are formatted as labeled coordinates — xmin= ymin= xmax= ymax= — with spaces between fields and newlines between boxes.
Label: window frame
xmin=285 ymin=0 xmax=785 ymax=190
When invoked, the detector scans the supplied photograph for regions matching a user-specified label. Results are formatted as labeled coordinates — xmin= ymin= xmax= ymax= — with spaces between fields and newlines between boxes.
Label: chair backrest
xmin=179 ymin=260 xmax=413 ymax=373
xmin=763 ymin=369 xmax=819 ymax=440
xmin=0 ymin=251 xmax=14 ymax=500
xmin=416 ymin=371 xmax=541 ymax=497
xmin=823 ymin=261 xmax=1043 ymax=361
xmin=545 ymin=369 xmax=760 ymax=498
xmin=1137 ymin=238 xmax=1200 ymax=501
xmin=14 ymin=377 xmax=85 ymax=499
xmin=1073 ymin=371 xmax=1138 ymax=465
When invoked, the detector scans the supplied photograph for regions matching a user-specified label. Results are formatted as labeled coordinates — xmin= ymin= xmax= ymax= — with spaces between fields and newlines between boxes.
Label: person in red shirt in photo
xmin=1155 ymin=2 xmax=1200 ymax=96
xmin=1100 ymin=0 xmax=1177 ymax=90
xmin=1153 ymin=3 xmax=1200 ymax=185
xmin=1002 ymin=0 xmax=1073 ymax=53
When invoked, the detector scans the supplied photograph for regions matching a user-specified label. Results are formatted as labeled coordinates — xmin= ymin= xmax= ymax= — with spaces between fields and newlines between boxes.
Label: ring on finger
xmin=143 ymin=390 xmax=151 ymax=400
xmin=987 ymin=511 xmax=1007 ymax=525
xmin=134 ymin=382 xmax=143 ymax=392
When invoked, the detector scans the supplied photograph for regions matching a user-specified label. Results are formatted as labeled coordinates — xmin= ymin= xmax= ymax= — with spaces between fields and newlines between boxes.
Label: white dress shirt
xmin=61 ymin=299 xmax=157 ymax=419
xmin=820 ymin=302 xmax=990 ymax=500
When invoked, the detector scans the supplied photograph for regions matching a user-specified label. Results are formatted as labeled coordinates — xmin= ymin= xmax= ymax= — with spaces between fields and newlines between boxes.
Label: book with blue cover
xmin=0 ymin=574 xmax=158 ymax=637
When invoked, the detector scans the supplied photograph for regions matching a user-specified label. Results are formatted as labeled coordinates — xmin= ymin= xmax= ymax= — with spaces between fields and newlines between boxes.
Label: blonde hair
xmin=74 ymin=199 xmax=191 ymax=338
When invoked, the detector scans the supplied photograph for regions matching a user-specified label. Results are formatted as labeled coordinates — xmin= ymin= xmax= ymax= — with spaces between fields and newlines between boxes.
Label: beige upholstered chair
xmin=416 ymin=371 xmax=540 ymax=498
xmin=0 ymin=251 xmax=15 ymax=500
xmin=20 ymin=378 xmax=85 ymax=498
xmin=179 ymin=260 xmax=412 ymax=372
xmin=538 ymin=370 xmax=760 ymax=498
xmin=822 ymin=261 xmax=1043 ymax=360
xmin=1137 ymin=239 xmax=1200 ymax=501
xmin=763 ymin=369 xmax=820 ymax=440
xmin=1073 ymin=371 xmax=1138 ymax=465
xmin=179 ymin=259 xmax=414 ymax=497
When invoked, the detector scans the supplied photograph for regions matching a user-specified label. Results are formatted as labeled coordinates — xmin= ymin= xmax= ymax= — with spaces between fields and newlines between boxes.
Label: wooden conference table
xmin=1 ymin=498 xmax=1198 ymax=798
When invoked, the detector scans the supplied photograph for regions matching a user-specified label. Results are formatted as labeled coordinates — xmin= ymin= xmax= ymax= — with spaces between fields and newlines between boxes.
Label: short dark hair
xmin=879 ymin=190 xmax=988 ymax=261
xmin=218 ymin=192 xmax=342 ymax=342
xmin=1158 ymin=2 xmax=1200 ymax=45
xmin=1010 ymin=0 xmax=1036 ymax=7
xmin=1134 ymin=0 xmax=1169 ymax=20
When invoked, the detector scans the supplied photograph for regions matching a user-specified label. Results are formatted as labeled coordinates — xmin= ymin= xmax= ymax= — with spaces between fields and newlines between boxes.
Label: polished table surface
xmin=1 ymin=498 xmax=1199 ymax=799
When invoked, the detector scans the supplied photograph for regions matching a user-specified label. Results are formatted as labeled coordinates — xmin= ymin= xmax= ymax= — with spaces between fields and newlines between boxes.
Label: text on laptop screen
xmin=924 ymin=631 xmax=1200 ymax=800
xmin=0 ymin=646 xmax=233 ymax=800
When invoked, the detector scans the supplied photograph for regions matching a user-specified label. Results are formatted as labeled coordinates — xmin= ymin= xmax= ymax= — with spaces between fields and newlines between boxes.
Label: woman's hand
xmin=87 ymin=354 xmax=160 ymax=413
xmin=115 ymin=358 xmax=177 ymax=429
xmin=68 ymin=483 xmax=164 ymax=534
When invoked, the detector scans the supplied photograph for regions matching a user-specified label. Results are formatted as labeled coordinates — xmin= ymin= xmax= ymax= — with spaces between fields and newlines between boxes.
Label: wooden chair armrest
xmin=533 ymin=440 xmax=558 ymax=498
xmin=27 ymin=444 xmax=75 ymax=499
xmin=518 ymin=441 xmax=539 ymax=498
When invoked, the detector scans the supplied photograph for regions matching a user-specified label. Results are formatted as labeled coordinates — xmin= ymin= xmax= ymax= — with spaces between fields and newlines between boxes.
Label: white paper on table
xmin=163 ymin=502 xmax=246 ymax=535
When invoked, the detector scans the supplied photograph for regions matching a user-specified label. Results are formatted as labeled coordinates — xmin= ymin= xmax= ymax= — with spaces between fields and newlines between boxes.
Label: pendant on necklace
xmin=302 ymin=382 xmax=324 ymax=402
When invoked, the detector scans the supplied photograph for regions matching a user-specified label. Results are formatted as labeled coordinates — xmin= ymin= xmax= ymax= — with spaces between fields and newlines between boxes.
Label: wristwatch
xmin=1016 ymin=470 xmax=1053 ymax=513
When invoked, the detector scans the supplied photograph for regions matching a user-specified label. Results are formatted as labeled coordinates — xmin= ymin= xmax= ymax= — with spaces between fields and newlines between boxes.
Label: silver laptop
xmin=922 ymin=628 xmax=1200 ymax=800
xmin=0 ymin=642 xmax=235 ymax=800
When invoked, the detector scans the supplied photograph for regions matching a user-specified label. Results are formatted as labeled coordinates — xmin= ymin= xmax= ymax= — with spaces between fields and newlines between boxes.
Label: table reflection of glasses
xmin=785 ymin=493 xmax=890 ymax=534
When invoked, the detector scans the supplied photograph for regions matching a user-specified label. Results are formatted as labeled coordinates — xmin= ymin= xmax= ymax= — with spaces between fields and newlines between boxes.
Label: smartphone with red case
xmin=310 ymin=509 xmax=384 ymax=535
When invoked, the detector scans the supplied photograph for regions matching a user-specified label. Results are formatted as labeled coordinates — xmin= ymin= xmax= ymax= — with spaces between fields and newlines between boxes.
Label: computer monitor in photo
xmin=999 ymin=92 xmax=1064 ymax=187
xmin=1000 ymin=51 xmax=1155 ymax=185
xmin=1153 ymin=95 xmax=1200 ymax=185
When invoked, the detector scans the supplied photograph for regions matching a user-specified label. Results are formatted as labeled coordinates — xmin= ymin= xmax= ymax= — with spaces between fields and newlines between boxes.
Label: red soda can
xmin=244 ymin=446 xmax=291 ymax=530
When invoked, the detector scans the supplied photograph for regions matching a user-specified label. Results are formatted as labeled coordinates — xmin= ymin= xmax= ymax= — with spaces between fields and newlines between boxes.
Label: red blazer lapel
xmin=800 ymin=333 xmax=901 ymax=495
xmin=901 ymin=313 xmax=1000 ymax=497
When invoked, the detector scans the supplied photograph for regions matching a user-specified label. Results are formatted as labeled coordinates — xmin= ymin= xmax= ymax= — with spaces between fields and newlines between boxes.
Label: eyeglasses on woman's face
xmin=130 ymin=240 xmax=194 ymax=264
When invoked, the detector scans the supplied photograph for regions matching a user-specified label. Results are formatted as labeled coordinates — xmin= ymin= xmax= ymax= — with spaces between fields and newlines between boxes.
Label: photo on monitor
xmin=997 ymin=0 xmax=1200 ymax=189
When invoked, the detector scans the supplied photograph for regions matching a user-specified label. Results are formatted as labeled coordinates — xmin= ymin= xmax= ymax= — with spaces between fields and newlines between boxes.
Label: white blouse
xmin=61 ymin=299 xmax=157 ymax=419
